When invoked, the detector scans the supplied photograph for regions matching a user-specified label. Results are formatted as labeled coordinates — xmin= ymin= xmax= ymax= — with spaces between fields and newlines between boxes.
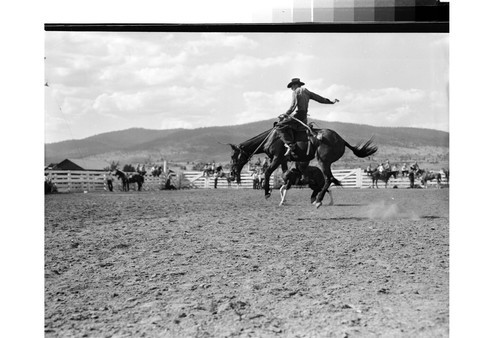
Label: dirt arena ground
xmin=45 ymin=187 xmax=449 ymax=337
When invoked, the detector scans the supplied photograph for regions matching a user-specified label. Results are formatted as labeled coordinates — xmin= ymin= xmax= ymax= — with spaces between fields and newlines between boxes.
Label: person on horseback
xmin=276 ymin=78 xmax=338 ymax=156
xmin=377 ymin=163 xmax=384 ymax=173
xmin=383 ymin=159 xmax=391 ymax=171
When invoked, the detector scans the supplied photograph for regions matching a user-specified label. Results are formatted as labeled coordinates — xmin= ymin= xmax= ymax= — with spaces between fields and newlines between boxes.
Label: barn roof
xmin=53 ymin=159 xmax=110 ymax=171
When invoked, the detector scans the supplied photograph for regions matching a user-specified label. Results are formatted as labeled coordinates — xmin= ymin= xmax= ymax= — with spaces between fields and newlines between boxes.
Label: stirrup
xmin=284 ymin=144 xmax=292 ymax=156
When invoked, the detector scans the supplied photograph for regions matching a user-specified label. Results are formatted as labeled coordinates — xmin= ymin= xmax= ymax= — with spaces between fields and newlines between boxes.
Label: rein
xmin=241 ymin=127 xmax=276 ymax=161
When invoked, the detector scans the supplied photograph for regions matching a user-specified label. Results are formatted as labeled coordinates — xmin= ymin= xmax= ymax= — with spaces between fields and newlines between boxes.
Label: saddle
xmin=266 ymin=124 xmax=320 ymax=159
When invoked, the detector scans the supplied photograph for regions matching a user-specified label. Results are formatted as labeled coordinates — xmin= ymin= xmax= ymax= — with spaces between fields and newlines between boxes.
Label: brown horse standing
xmin=228 ymin=127 xmax=377 ymax=208
xmin=370 ymin=170 xmax=397 ymax=189
xmin=420 ymin=170 xmax=442 ymax=188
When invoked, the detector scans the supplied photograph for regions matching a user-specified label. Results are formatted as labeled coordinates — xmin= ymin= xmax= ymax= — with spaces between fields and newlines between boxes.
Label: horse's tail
xmin=344 ymin=137 xmax=378 ymax=158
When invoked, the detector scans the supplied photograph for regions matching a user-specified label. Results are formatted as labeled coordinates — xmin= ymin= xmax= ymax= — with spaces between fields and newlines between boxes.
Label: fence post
xmin=355 ymin=168 xmax=362 ymax=188
xmin=67 ymin=171 xmax=72 ymax=192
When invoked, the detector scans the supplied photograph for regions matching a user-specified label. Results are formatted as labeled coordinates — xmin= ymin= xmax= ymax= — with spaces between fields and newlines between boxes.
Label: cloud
xmin=160 ymin=118 xmax=195 ymax=130
xmin=200 ymin=33 xmax=258 ymax=49
xmin=190 ymin=53 xmax=310 ymax=87
xmin=91 ymin=85 xmax=217 ymax=119
xmin=312 ymin=86 xmax=447 ymax=131
xmin=134 ymin=66 xmax=186 ymax=86
xmin=233 ymin=90 xmax=292 ymax=124
xmin=345 ymin=88 xmax=426 ymax=114
xmin=93 ymin=92 xmax=143 ymax=113
xmin=45 ymin=32 xmax=449 ymax=142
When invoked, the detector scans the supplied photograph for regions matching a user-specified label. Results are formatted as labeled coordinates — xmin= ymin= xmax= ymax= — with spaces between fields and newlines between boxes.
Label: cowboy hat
xmin=287 ymin=78 xmax=305 ymax=88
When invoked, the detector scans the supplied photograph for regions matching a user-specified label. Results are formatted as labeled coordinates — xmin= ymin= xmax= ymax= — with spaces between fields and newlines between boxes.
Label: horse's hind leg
xmin=263 ymin=157 xmax=283 ymax=199
xmin=310 ymin=190 xmax=318 ymax=204
xmin=313 ymin=161 xmax=334 ymax=208
xmin=325 ymin=189 xmax=333 ymax=206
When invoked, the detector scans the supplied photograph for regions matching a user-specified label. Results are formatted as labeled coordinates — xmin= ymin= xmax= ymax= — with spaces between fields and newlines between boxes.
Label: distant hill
xmin=45 ymin=119 xmax=449 ymax=168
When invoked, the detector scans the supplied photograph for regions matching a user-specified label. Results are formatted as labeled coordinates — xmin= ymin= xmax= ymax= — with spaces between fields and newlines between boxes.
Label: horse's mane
xmin=240 ymin=127 xmax=274 ymax=151
xmin=115 ymin=169 xmax=127 ymax=178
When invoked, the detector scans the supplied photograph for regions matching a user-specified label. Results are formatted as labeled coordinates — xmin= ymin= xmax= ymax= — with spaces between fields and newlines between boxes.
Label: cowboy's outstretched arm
xmin=309 ymin=90 xmax=338 ymax=104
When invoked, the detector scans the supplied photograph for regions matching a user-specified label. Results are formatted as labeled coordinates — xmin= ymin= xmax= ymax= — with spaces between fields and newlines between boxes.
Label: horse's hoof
xmin=314 ymin=201 xmax=322 ymax=209
xmin=265 ymin=193 xmax=271 ymax=199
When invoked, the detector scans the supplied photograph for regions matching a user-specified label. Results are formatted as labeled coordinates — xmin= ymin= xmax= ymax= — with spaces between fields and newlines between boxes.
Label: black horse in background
xmin=370 ymin=170 xmax=398 ymax=189
xmin=114 ymin=169 xmax=129 ymax=191
xmin=227 ymin=125 xmax=377 ymax=208
xmin=114 ymin=169 xmax=144 ymax=191
xmin=151 ymin=166 xmax=163 ymax=177
xmin=214 ymin=166 xmax=232 ymax=189
xmin=128 ymin=173 xmax=145 ymax=191
xmin=279 ymin=164 xmax=338 ymax=206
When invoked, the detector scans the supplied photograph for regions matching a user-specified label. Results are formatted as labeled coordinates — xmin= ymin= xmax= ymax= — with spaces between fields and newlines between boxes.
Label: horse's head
xmin=228 ymin=143 xmax=249 ymax=184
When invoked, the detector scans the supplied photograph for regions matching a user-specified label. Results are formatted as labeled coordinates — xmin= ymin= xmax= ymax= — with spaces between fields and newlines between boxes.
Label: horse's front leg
xmin=263 ymin=158 xmax=282 ymax=199
xmin=279 ymin=185 xmax=287 ymax=206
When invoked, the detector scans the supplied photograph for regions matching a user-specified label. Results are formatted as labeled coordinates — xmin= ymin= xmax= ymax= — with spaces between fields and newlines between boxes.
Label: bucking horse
xmin=225 ymin=121 xmax=377 ymax=208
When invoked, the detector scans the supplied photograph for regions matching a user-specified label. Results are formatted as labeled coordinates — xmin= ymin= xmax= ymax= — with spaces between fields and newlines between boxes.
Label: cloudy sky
xmin=44 ymin=32 xmax=448 ymax=143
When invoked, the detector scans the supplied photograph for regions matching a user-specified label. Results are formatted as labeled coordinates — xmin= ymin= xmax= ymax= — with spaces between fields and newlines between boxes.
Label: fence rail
xmin=181 ymin=171 xmax=275 ymax=189
xmin=45 ymin=169 xmax=448 ymax=193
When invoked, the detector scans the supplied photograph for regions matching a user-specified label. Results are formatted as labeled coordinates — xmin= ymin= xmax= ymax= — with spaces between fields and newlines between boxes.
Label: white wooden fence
xmin=181 ymin=171 xmax=275 ymax=189
xmin=44 ymin=169 xmax=448 ymax=193
xmin=44 ymin=170 xmax=173 ymax=193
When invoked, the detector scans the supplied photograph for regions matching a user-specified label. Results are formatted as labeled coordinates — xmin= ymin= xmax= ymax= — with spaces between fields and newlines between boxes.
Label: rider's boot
xmin=284 ymin=143 xmax=296 ymax=157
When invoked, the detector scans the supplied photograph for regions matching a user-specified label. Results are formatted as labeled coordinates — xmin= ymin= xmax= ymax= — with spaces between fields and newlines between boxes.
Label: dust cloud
xmin=364 ymin=200 xmax=420 ymax=220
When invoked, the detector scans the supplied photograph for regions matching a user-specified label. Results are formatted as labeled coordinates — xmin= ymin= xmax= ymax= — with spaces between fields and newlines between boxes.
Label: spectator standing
xmin=401 ymin=163 xmax=409 ymax=177
xmin=391 ymin=163 xmax=399 ymax=176
xmin=262 ymin=158 xmax=269 ymax=172
xmin=408 ymin=161 xmax=420 ymax=188
xmin=252 ymin=170 xmax=259 ymax=189
xmin=105 ymin=171 xmax=114 ymax=192
xmin=410 ymin=161 xmax=420 ymax=173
